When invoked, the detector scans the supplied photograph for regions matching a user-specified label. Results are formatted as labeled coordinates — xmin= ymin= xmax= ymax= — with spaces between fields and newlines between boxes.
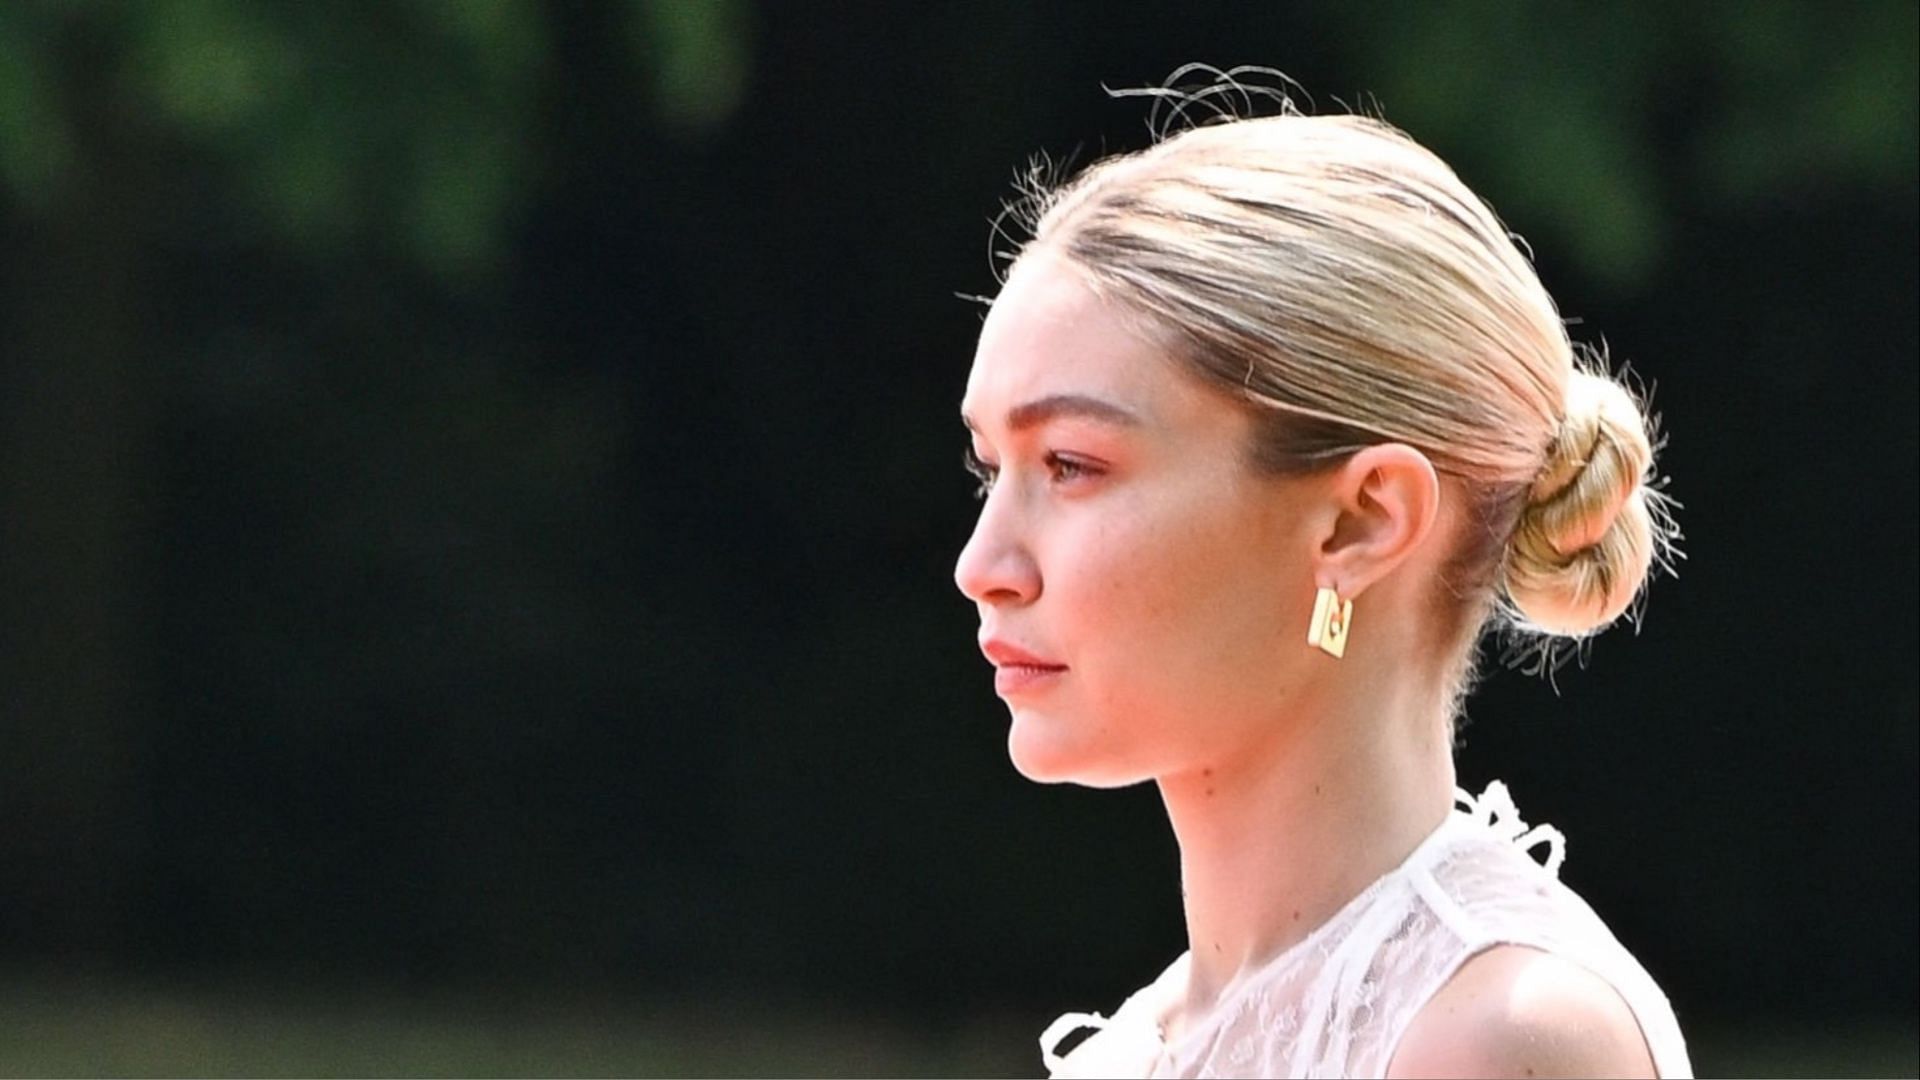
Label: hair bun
xmin=1504 ymin=370 xmax=1658 ymax=635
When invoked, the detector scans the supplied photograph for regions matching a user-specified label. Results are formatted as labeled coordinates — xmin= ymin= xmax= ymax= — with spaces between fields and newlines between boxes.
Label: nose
xmin=953 ymin=491 xmax=1041 ymax=607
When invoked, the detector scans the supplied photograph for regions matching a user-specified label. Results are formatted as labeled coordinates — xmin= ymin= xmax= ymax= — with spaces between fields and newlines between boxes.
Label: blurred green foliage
xmin=0 ymin=0 xmax=751 ymax=274
xmin=3 ymin=1 xmax=1908 ymax=286
xmin=1335 ymin=0 xmax=1917 ymax=284
xmin=635 ymin=0 xmax=752 ymax=132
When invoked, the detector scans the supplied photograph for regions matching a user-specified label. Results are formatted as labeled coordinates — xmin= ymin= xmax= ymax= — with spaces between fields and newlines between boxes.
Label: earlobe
xmin=1317 ymin=444 xmax=1441 ymax=600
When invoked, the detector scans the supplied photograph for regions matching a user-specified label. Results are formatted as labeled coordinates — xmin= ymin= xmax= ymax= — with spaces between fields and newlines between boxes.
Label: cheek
xmin=1059 ymin=492 xmax=1302 ymax=711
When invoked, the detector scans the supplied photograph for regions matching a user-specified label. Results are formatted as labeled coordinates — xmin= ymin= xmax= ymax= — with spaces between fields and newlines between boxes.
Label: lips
xmin=980 ymin=637 xmax=1066 ymax=696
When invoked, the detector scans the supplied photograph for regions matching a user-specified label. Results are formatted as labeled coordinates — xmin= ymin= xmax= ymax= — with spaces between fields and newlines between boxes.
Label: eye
xmin=1045 ymin=452 xmax=1101 ymax=485
xmin=963 ymin=447 xmax=998 ymax=499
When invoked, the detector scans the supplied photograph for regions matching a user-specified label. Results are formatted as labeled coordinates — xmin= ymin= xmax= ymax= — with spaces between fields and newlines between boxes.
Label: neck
xmin=1157 ymin=666 xmax=1455 ymax=1032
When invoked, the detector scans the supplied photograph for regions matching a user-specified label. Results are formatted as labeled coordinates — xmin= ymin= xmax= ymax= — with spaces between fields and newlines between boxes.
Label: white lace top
xmin=1038 ymin=783 xmax=1692 ymax=1079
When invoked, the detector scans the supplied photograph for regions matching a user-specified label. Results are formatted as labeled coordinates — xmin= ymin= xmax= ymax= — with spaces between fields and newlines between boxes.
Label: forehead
xmin=962 ymin=255 xmax=1180 ymax=424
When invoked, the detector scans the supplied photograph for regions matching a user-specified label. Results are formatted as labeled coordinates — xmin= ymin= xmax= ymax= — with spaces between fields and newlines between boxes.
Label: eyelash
xmin=962 ymin=448 xmax=996 ymax=499
xmin=963 ymin=448 xmax=1097 ymax=499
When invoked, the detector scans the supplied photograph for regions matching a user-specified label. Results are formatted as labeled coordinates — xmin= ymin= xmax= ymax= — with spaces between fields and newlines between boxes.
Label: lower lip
xmin=994 ymin=664 xmax=1066 ymax=695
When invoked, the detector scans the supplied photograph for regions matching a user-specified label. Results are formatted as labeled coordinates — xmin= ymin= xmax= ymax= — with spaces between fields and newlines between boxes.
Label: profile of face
xmin=956 ymin=253 xmax=1333 ymax=788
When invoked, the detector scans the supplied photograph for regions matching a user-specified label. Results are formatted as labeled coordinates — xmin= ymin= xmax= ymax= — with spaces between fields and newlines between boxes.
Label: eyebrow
xmin=961 ymin=393 xmax=1143 ymax=434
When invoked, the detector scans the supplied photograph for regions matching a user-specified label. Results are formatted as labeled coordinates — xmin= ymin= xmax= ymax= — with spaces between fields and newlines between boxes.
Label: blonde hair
xmin=1005 ymin=90 xmax=1676 ymax=653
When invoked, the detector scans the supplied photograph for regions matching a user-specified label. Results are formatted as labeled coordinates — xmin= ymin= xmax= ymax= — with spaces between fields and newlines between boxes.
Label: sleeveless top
xmin=1038 ymin=782 xmax=1692 ymax=1079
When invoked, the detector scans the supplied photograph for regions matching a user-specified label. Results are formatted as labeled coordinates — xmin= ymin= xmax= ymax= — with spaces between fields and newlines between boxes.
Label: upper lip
xmin=980 ymin=638 xmax=1065 ymax=669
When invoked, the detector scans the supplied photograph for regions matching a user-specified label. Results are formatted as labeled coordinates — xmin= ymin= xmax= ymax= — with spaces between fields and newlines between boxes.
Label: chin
xmin=1006 ymin=709 xmax=1146 ymax=789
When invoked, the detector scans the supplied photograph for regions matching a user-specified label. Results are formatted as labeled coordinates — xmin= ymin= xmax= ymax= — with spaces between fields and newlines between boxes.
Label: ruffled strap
xmin=1039 ymin=954 xmax=1188 ymax=1077
xmin=1455 ymin=780 xmax=1566 ymax=875
xmin=1040 ymin=1007 xmax=1170 ymax=1078
xmin=1039 ymin=1011 xmax=1109 ymax=1074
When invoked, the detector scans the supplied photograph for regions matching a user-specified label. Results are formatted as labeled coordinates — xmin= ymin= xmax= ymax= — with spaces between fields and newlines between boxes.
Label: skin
xmin=1389 ymin=946 xmax=1658 ymax=1078
xmin=955 ymin=252 xmax=1657 ymax=1078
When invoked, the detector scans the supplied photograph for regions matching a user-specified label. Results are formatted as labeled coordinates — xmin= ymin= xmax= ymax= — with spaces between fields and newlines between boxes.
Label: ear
xmin=1315 ymin=443 xmax=1441 ymax=600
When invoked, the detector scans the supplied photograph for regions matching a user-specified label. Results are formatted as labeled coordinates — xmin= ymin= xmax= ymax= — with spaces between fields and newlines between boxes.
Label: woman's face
xmin=956 ymin=254 xmax=1327 ymax=787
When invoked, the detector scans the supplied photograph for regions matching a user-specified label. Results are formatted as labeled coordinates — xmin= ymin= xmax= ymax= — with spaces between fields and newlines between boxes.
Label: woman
xmin=954 ymin=86 xmax=1690 ymax=1079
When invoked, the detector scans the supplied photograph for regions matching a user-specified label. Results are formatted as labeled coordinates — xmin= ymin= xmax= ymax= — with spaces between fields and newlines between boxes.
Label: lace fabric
xmin=1040 ymin=782 xmax=1692 ymax=1079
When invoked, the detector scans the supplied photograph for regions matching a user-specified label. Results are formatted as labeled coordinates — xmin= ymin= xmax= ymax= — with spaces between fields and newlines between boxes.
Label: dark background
xmin=1 ymin=1 xmax=1914 ymax=1075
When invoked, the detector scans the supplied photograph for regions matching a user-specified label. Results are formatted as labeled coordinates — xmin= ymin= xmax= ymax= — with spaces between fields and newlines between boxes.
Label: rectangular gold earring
xmin=1307 ymin=587 xmax=1353 ymax=658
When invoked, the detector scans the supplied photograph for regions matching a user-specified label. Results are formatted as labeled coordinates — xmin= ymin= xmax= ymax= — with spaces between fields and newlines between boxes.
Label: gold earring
xmin=1307 ymin=586 xmax=1353 ymax=658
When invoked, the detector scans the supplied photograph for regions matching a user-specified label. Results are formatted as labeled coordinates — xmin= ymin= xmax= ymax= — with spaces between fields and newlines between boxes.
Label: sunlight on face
xmin=956 ymin=254 xmax=1324 ymax=787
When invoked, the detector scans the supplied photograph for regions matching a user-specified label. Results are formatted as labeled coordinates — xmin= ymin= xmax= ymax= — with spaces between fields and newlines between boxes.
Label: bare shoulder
xmin=1386 ymin=944 xmax=1659 ymax=1079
